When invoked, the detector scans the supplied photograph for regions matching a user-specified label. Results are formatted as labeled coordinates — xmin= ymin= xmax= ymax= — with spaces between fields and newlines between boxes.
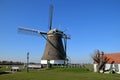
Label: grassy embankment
xmin=0 ymin=67 xmax=120 ymax=80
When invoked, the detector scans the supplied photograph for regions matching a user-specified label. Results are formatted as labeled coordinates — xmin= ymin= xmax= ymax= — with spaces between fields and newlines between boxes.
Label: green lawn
xmin=0 ymin=68 xmax=120 ymax=80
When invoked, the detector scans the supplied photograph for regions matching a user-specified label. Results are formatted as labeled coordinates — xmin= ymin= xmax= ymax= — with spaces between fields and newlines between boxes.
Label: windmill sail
xmin=18 ymin=27 xmax=47 ymax=36
xmin=49 ymin=5 xmax=54 ymax=30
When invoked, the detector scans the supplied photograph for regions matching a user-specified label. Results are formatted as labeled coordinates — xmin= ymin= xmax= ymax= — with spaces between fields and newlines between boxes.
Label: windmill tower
xmin=18 ymin=5 xmax=70 ymax=65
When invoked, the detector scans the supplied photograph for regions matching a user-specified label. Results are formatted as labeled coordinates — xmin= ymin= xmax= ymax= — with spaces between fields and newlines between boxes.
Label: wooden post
xmin=27 ymin=52 xmax=29 ymax=72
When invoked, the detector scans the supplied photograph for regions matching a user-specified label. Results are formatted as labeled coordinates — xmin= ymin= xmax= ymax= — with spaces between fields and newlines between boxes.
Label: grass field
xmin=0 ymin=67 xmax=120 ymax=80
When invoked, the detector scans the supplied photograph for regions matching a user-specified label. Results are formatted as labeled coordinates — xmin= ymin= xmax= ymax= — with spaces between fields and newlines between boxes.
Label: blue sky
xmin=0 ymin=0 xmax=120 ymax=63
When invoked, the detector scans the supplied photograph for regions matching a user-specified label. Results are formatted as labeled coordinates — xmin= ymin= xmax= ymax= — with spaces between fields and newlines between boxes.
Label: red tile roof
xmin=104 ymin=53 xmax=120 ymax=64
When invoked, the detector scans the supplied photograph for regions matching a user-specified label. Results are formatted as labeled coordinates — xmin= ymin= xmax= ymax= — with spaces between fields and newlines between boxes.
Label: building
xmin=94 ymin=52 xmax=120 ymax=74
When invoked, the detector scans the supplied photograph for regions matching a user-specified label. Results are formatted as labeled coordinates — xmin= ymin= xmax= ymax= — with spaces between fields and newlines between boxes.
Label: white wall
xmin=41 ymin=60 xmax=47 ymax=64
xmin=50 ymin=60 xmax=64 ymax=64
xmin=94 ymin=64 xmax=97 ymax=72
xmin=118 ymin=64 xmax=120 ymax=72
xmin=41 ymin=60 xmax=64 ymax=64
xmin=94 ymin=63 xmax=120 ymax=73
xmin=105 ymin=64 xmax=111 ymax=70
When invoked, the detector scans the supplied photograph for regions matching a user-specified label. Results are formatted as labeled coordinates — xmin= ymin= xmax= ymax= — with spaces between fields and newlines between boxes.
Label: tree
xmin=92 ymin=50 xmax=109 ymax=73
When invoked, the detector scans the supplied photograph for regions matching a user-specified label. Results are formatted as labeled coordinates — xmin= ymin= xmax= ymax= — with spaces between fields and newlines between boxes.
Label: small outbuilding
xmin=11 ymin=66 xmax=20 ymax=72
xmin=94 ymin=53 xmax=120 ymax=74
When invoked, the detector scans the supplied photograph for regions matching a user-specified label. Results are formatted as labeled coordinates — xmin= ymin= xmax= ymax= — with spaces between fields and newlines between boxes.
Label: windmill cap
xmin=48 ymin=28 xmax=63 ymax=34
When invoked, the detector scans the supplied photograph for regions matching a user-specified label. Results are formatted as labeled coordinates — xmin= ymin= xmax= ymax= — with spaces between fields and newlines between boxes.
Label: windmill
xmin=18 ymin=5 xmax=70 ymax=65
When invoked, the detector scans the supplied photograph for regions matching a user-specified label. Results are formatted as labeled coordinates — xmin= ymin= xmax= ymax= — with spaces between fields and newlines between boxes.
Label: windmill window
xmin=48 ymin=52 xmax=54 ymax=56
xmin=48 ymin=52 xmax=51 ymax=55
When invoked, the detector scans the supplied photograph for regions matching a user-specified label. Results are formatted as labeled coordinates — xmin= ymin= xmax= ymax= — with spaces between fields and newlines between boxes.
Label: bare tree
xmin=92 ymin=50 xmax=109 ymax=73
